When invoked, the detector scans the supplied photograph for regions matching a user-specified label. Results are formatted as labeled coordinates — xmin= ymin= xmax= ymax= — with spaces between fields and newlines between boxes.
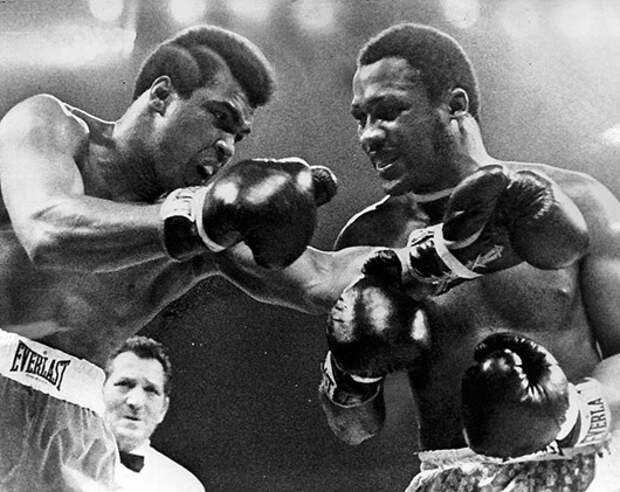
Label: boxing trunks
xmin=0 ymin=329 xmax=118 ymax=492
xmin=405 ymin=444 xmax=618 ymax=492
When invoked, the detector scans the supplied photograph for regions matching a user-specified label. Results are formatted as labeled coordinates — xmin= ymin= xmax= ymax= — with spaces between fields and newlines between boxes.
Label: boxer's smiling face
xmin=103 ymin=351 xmax=170 ymax=452
xmin=148 ymin=66 xmax=254 ymax=192
xmin=351 ymin=56 xmax=456 ymax=196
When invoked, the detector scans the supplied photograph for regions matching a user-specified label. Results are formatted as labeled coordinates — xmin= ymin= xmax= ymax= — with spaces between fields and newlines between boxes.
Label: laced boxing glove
xmin=160 ymin=158 xmax=337 ymax=268
xmin=461 ymin=332 xmax=611 ymax=458
xmin=404 ymin=165 xmax=589 ymax=295
xmin=318 ymin=349 xmax=386 ymax=445
xmin=321 ymin=250 xmax=431 ymax=406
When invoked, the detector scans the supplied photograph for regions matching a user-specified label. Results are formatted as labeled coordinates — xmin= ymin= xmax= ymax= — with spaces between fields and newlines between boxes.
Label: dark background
xmin=2 ymin=1 xmax=620 ymax=490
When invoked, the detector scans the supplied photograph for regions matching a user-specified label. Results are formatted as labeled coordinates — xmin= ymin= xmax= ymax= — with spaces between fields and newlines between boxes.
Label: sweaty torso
xmin=0 ymin=101 xmax=211 ymax=367
xmin=336 ymin=162 xmax=601 ymax=450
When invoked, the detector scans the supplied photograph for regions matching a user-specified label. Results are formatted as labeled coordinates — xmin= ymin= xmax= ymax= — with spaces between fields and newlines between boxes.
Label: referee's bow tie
xmin=120 ymin=451 xmax=145 ymax=472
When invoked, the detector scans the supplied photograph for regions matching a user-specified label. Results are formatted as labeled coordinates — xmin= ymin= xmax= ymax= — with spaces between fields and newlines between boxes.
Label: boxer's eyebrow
xmin=366 ymin=94 xmax=408 ymax=110
xmin=205 ymin=100 xmax=252 ymax=137
xmin=351 ymin=94 xmax=390 ymax=112
xmin=351 ymin=95 xmax=409 ymax=120
xmin=203 ymin=99 xmax=252 ymax=142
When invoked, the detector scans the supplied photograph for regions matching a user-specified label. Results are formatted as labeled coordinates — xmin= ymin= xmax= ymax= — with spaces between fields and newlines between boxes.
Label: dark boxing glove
xmin=403 ymin=165 xmax=589 ymax=295
xmin=160 ymin=158 xmax=337 ymax=268
xmin=322 ymin=250 xmax=430 ymax=407
xmin=320 ymin=350 xmax=383 ymax=408
xmin=462 ymin=332 xmax=611 ymax=458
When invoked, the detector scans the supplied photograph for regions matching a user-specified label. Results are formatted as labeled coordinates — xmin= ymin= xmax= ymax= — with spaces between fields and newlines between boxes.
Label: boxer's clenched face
xmin=148 ymin=66 xmax=254 ymax=192
xmin=351 ymin=56 xmax=456 ymax=196
xmin=103 ymin=351 xmax=170 ymax=452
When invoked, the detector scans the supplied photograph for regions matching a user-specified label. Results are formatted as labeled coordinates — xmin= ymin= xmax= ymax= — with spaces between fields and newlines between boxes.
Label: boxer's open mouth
xmin=199 ymin=164 xmax=215 ymax=177
xmin=374 ymin=158 xmax=396 ymax=171
xmin=369 ymin=150 xmax=398 ymax=171
xmin=197 ymin=163 xmax=219 ymax=181
xmin=372 ymin=156 xmax=399 ymax=176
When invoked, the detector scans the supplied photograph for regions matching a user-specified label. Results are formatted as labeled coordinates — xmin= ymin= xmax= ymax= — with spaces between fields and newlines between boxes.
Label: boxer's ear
xmin=157 ymin=395 xmax=170 ymax=424
xmin=447 ymin=88 xmax=469 ymax=119
xmin=148 ymin=76 xmax=173 ymax=115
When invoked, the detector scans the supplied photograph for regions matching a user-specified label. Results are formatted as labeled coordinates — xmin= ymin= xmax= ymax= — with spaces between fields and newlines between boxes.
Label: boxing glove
xmin=160 ymin=158 xmax=337 ymax=268
xmin=461 ymin=332 xmax=611 ymax=458
xmin=325 ymin=249 xmax=431 ymax=383
xmin=319 ymin=350 xmax=383 ymax=408
xmin=318 ymin=349 xmax=386 ymax=445
xmin=404 ymin=165 xmax=589 ymax=295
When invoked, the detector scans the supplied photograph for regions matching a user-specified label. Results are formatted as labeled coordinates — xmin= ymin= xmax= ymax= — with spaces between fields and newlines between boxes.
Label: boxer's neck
xmin=409 ymin=135 xmax=500 ymax=224
xmin=418 ymin=197 xmax=450 ymax=225
xmin=106 ymin=104 xmax=165 ymax=202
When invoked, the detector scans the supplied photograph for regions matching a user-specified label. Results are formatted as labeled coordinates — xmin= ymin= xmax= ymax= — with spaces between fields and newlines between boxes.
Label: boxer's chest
xmin=347 ymin=200 xmax=598 ymax=448
xmin=353 ymin=202 xmax=582 ymax=339
xmin=425 ymin=262 xmax=579 ymax=337
xmin=346 ymin=204 xmax=591 ymax=379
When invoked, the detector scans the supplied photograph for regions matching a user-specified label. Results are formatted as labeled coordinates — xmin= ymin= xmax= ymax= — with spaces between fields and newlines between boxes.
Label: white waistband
xmin=0 ymin=330 xmax=105 ymax=416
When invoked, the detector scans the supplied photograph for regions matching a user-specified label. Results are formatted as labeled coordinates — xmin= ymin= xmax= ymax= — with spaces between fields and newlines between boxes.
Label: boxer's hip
xmin=0 ymin=329 xmax=117 ymax=492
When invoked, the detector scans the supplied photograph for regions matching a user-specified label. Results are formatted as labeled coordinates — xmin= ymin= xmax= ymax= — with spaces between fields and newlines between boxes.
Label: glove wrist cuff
xmin=432 ymin=224 xmax=483 ymax=280
xmin=320 ymin=351 xmax=382 ymax=408
xmin=190 ymin=186 xmax=227 ymax=253
xmin=557 ymin=377 xmax=611 ymax=448
xmin=160 ymin=186 xmax=226 ymax=260
xmin=556 ymin=382 xmax=581 ymax=440
xmin=405 ymin=225 xmax=482 ymax=295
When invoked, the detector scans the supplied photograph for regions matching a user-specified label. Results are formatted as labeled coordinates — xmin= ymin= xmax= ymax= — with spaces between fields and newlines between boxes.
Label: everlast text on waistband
xmin=9 ymin=340 xmax=71 ymax=391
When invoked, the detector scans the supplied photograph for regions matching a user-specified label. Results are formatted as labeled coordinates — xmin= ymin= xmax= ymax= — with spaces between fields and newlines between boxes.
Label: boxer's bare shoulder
xmin=0 ymin=95 xmax=92 ymax=219
xmin=502 ymin=161 xmax=620 ymax=259
xmin=0 ymin=94 xmax=90 ymax=153
xmin=503 ymin=161 xmax=613 ymax=214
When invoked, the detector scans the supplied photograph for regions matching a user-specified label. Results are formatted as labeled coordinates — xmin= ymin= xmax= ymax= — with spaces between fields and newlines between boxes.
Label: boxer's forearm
xmin=217 ymin=244 xmax=385 ymax=314
xmin=318 ymin=384 xmax=386 ymax=445
xmin=19 ymin=197 xmax=170 ymax=272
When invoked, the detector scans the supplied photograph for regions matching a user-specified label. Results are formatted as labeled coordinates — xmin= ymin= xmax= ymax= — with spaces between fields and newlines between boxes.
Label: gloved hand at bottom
xmin=461 ymin=332 xmax=611 ymax=458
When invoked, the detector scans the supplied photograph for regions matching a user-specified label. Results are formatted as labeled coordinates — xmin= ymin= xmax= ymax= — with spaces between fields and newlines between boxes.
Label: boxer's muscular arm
xmin=216 ymin=242 xmax=385 ymax=313
xmin=575 ymin=177 xmax=620 ymax=440
xmin=0 ymin=95 xmax=394 ymax=312
xmin=0 ymin=95 xmax=178 ymax=272
xmin=219 ymin=218 xmax=395 ymax=438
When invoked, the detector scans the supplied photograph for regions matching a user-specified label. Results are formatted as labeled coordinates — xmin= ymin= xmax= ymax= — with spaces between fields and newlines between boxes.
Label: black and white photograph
xmin=0 ymin=0 xmax=619 ymax=490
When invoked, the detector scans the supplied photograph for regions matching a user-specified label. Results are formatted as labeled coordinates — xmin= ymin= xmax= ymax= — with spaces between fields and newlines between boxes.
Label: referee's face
xmin=103 ymin=351 xmax=170 ymax=452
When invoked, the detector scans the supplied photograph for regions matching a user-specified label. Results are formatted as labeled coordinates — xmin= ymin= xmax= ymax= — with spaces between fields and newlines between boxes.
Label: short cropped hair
xmin=133 ymin=24 xmax=275 ymax=108
xmin=357 ymin=23 xmax=480 ymax=120
xmin=105 ymin=336 xmax=173 ymax=396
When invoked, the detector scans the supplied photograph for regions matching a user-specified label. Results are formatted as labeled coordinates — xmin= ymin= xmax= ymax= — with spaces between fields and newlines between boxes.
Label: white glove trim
xmin=559 ymin=377 xmax=611 ymax=447
xmin=433 ymin=224 xmax=482 ymax=280
xmin=321 ymin=351 xmax=382 ymax=408
xmin=190 ymin=186 xmax=227 ymax=253
xmin=350 ymin=373 xmax=384 ymax=384
xmin=160 ymin=187 xmax=196 ymax=221
xmin=556 ymin=383 xmax=581 ymax=440
xmin=160 ymin=186 xmax=228 ymax=253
